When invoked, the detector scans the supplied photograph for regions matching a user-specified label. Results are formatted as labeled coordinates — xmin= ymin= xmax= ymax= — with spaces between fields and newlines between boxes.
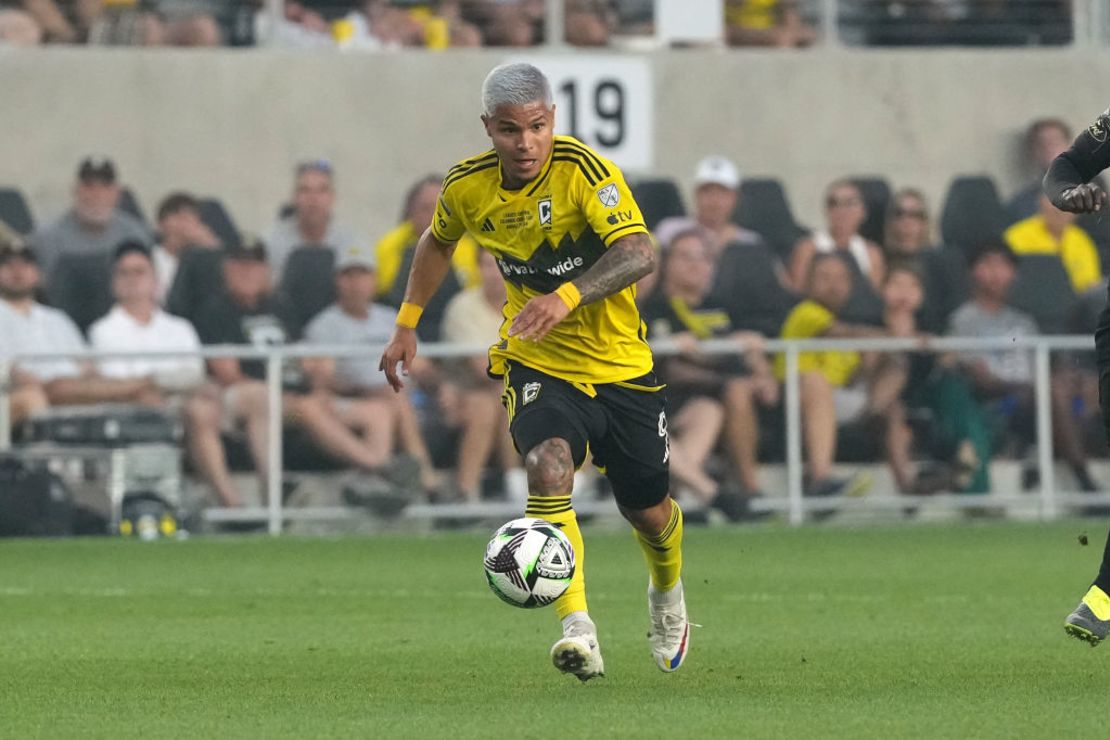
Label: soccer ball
xmin=483 ymin=517 xmax=575 ymax=608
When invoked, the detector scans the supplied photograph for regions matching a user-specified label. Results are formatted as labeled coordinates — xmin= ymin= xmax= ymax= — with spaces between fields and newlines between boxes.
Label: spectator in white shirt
xmin=88 ymin=241 xmax=205 ymax=392
xmin=152 ymin=193 xmax=220 ymax=304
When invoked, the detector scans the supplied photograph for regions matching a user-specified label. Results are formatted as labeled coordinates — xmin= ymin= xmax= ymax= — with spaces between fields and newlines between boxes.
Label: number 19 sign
xmin=512 ymin=56 xmax=654 ymax=172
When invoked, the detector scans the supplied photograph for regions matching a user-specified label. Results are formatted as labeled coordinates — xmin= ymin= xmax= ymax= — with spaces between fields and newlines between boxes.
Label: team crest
xmin=596 ymin=183 xmax=620 ymax=208
xmin=523 ymin=382 xmax=542 ymax=405
xmin=538 ymin=198 xmax=553 ymax=227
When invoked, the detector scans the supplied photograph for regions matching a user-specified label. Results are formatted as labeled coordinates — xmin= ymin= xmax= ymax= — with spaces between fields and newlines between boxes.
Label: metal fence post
xmin=1034 ymin=342 xmax=1057 ymax=520
xmin=784 ymin=344 xmax=805 ymax=525
xmin=266 ymin=350 xmax=284 ymax=535
xmin=545 ymin=0 xmax=565 ymax=48
xmin=0 ymin=360 xmax=11 ymax=452
xmin=819 ymin=0 xmax=840 ymax=47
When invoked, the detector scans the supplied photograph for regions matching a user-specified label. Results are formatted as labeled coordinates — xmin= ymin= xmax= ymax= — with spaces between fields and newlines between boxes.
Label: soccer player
xmin=1044 ymin=106 xmax=1110 ymax=645
xmin=379 ymin=63 xmax=689 ymax=681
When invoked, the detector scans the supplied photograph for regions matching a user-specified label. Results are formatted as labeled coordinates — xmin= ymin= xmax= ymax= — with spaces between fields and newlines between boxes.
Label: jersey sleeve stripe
xmin=601 ymin=222 xmax=647 ymax=245
xmin=553 ymin=147 xmax=604 ymax=184
xmin=442 ymin=160 xmax=500 ymax=192
xmin=553 ymin=141 xmax=610 ymax=180
xmin=445 ymin=152 xmax=499 ymax=181
xmin=552 ymin=155 xmax=599 ymax=187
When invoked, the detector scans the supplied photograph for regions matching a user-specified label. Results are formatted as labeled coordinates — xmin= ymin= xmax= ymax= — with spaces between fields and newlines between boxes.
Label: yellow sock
xmin=635 ymin=499 xmax=684 ymax=592
xmin=526 ymin=495 xmax=587 ymax=619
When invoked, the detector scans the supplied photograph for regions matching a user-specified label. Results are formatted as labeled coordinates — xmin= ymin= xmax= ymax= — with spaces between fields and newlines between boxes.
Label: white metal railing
xmin=0 ymin=333 xmax=1099 ymax=533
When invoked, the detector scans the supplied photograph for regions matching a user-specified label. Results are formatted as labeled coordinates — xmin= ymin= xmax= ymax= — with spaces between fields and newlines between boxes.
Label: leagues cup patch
xmin=596 ymin=183 xmax=620 ymax=208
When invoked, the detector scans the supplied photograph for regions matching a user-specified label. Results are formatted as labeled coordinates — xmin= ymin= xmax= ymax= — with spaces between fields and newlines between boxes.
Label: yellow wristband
xmin=396 ymin=302 xmax=424 ymax=329
xmin=555 ymin=283 xmax=581 ymax=310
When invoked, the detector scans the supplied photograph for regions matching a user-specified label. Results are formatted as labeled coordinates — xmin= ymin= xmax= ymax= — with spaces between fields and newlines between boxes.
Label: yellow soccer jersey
xmin=432 ymin=136 xmax=652 ymax=385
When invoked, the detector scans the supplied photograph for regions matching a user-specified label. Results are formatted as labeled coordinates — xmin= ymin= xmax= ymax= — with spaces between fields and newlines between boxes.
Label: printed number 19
xmin=557 ymin=79 xmax=625 ymax=148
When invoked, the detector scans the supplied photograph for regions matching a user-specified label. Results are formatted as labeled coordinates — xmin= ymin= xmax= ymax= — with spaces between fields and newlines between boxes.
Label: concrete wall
xmin=2 ymin=47 xmax=1110 ymax=243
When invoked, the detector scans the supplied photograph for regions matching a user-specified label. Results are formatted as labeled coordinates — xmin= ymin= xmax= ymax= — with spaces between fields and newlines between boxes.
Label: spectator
xmin=146 ymin=1 xmax=224 ymax=47
xmin=882 ymin=188 xmax=970 ymax=334
xmin=789 ymin=179 xmax=886 ymax=324
xmin=301 ymin=244 xmax=437 ymax=491
xmin=0 ymin=7 xmax=42 ymax=44
xmin=439 ymin=248 xmax=524 ymax=503
xmin=1005 ymin=193 xmax=1101 ymax=294
xmin=32 ymin=157 xmax=150 ymax=280
xmin=189 ymin=237 xmax=421 ymax=506
xmin=725 ymin=0 xmax=816 ymax=47
xmin=0 ymin=232 xmax=47 ymax=426
xmin=643 ymin=226 xmax=778 ymax=509
xmin=152 ymin=192 xmax=220 ymax=304
xmin=88 ymin=241 xmax=205 ymax=392
xmin=376 ymin=174 xmax=479 ymax=299
xmin=0 ymin=239 xmax=161 ymax=412
xmin=470 ymin=0 xmax=542 ymax=46
xmin=1007 ymin=118 xmax=1072 ymax=223
xmin=565 ymin=0 xmax=612 ymax=46
xmin=6 ymin=0 xmax=76 ymax=43
xmin=267 ymin=159 xmax=365 ymax=283
xmin=776 ymin=254 xmax=914 ymax=497
xmin=947 ymin=242 xmax=1098 ymax=492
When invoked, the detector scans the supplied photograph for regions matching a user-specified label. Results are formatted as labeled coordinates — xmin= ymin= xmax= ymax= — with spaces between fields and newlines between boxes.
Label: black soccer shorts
xmin=499 ymin=360 xmax=671 ymax=510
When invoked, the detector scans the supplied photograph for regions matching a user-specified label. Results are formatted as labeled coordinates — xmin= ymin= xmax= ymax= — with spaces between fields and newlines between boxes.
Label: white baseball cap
xmin=693 ymin=155 xmax=741 ymax=190
xmin=335 ymin=243 xmax=376 ymax=272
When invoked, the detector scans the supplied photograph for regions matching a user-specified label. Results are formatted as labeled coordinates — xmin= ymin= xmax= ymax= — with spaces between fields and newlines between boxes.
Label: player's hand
xmin=1059 ymin=184 xmax=1108 ymax=214
xmin=379 ymin=327 xmax=418 ymax=392
xmin=509 ymin=293 xmax=571 ymax=343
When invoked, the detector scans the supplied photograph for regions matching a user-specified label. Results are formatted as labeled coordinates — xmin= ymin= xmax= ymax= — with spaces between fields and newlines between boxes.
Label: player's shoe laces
xmin=1065 ymin=585 xmax=1110 ymax=646
xmin=550 ymin=618 xmax=605 ymax=682
xmin=648 ymin=579 xmax=690 ymax=673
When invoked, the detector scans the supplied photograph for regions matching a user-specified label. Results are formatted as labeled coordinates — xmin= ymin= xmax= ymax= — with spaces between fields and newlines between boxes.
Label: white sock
xmin=648 ymin=578 xmax=683 ymax=607
xmin=561 ymin=611 xmax=594 ymax=634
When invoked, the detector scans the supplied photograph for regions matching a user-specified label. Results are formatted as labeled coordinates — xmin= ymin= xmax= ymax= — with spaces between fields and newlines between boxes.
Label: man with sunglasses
xmin=1043 ymin=107 xmax=1110 ymax=647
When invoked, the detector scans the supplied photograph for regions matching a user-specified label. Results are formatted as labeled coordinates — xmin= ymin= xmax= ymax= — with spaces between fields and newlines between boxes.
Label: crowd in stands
xmin=0 ymin=1 xmax=1076 ymax=49
xmin=2 ymin=114 xmax=1108 ymax=520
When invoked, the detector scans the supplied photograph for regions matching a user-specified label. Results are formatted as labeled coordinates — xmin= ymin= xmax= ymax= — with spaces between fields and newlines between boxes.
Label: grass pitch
xmin=1 ymin=520 xmax=1107 ymax=738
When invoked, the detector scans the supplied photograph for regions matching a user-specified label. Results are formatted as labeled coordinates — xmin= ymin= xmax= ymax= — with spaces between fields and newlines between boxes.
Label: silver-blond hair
xmin=481 ymin=63 xmax=552 ymax=117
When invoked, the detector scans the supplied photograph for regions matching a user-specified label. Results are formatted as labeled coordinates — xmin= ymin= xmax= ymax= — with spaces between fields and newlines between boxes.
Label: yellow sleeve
xmin=780 ymin=301 xmax=834 ymax=339
xmin=432 ymin=180 xmax=467 ymax=244
xmin=572 ymin=148 xmax=648 ymax=247
xmin=375 ymin=222 xmax=415 ymax=298
xmin=1063 ymin=228 xmax=1102 ymax=293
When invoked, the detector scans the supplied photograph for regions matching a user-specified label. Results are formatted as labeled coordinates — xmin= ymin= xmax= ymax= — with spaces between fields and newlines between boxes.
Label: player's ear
xmin=481 ymin=114 xmax=492 ymax=137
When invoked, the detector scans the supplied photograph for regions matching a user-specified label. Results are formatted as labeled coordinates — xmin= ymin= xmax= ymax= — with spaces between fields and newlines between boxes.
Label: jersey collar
xmin=497 ymin=146 xmax=556 ymax=201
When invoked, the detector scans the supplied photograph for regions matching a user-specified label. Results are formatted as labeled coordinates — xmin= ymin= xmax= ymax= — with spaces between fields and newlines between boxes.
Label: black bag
xmin=22 ymin=405 xmax=182 ymax=446
xmin=0 ymin=456 xmax=74 ymax=537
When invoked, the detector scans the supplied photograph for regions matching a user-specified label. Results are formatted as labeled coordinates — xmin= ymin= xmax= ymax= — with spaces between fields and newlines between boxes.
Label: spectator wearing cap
xmin=152 ymin=192 xmax=220 ymax=304
xmin=88 ymin=241 xmax=204 ymax=391
xmin=31 ymin=157 xmax=150 ymax=280
xmin=267 ymin=160 xmax=365 ymax=285
xmin=302 ymin=243 xmax=438 ymax=493
xmin=947 ymin=242 xmax=1099 ymax=493
xmin=189 ymin=238 xmax=420 ymax=507
xmin=0 ymin=238 xmax=162 ymax=422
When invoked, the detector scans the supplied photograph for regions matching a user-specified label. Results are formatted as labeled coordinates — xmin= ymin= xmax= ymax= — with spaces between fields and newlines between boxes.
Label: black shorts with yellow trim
xmin=499 ymin=360 xmax=670 ymax=510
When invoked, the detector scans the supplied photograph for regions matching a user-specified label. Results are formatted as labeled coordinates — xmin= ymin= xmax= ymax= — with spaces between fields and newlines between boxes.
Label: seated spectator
xmin=32 ymin=157 xmax=150 ymax=281
xmin=376 ymin=174 xmax=479 ymax=299
xmin=1007 ymin=118 xmax=1072 ymax=223
xmin=0 ymin=239 xmax=161 ymax=416
xmin=0 ymin=233 xmax=47 ymax=426
xmin=301 ymin=244 xmax=438 ymax=491
xmin=88 ymin=241 xmax=205 ymax=393
xmin=643 ymin=226 xmax=778 ymax=509
xmin=152 ymin=192 xmax=220 ymax=304
xmin=267 ymin=159 xmax=365 ymax=283
xmin=146 ymin=1 xmax=224 ymax=46
xmin=947 ymin=242 xmax=1098 ymax=492
xmin=469 ymin=0 xmax=542 ymax=46
xmin=439 ymin=248 xmax=524 ymax=503
xmin=789 ymin=179 xmax=886 ymax=323
xmin=565 ymin=0 xmax=612 ymax=46
xmin=1005 ymin=193 xmax=1102 ymax=294
xmin=0 ymin=7 xmax=42 ymax=44
xmin=188 ymin=237 xmax=422 ymax=507
xmin=776 ymin=254 xmax=915 ymax=497
xmin=335 ymin=0 xmax=480 ymax=49
xmin=6 ymin=0 xmax=77 ymax=43
xmin=882 ymin=188 xmax=970 ymax=334
xmin=725 ymin=0 xmax=816 ymax=47
xmin=254 ymin=0 xmax=334 ymax=49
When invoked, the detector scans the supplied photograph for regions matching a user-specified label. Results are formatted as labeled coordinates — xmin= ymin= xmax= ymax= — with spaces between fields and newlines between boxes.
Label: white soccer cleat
xmin=550 ymin=619 xmax=605 ymax=682
xmin=648 ymin=579 xmax=690 ymax=673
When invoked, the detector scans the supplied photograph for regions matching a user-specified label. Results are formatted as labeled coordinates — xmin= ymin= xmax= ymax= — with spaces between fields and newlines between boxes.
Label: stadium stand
xmin=630 ymin=178 xmax=686 ymax=231
xmin=939 ymin=176 xmax=1010 ymax=254
xmin=733 ymin=177 xmax=808 ymax=260
xmin=0 ymin=188 xmax=35 ymax=235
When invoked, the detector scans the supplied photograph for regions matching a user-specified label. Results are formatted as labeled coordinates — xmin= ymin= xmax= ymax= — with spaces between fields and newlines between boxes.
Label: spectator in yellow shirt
xmin=375 ymin=175 xmax=479 ymax=299
xmin=1004 ymin=193 xmax=1101 ymax=294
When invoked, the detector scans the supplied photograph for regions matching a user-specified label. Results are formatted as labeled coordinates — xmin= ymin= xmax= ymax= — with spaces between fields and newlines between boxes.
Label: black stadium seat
xmin=1008 ymin=254 xmax=1078 ymax=334
xmin=198 ymin=198 xmax=240 ymax=248
xmin=630 ymin=178 xmax=685 ymax=231
xmin=47 ymin=252 xmax=113 ymax=335
xmin=166 ymin=246 xmax=225 ymax=324
xmin=940 ymin=176 xmax=1009 ymax=253
xmin=117 ymin=187 xmax=149 ymax=231
xmin=0 ymin=187 xmax=34 ymax=235
xmin=281 ymin=246 xmax=337 ymax=337
xmin=734 ymin=177 xmax=808 ymax=259
xmin=850 ymin=176 xmax=892 ymax=245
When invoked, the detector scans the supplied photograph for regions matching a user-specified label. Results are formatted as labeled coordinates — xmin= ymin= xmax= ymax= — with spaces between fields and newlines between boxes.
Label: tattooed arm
xmin=509 ymin=232 xmax=655 ymax=342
